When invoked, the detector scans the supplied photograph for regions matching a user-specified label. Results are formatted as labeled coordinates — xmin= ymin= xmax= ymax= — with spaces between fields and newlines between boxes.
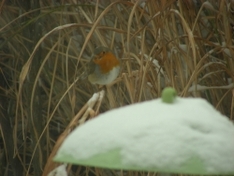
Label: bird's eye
xmin=95 ymin=51 xmax=106 ymax=60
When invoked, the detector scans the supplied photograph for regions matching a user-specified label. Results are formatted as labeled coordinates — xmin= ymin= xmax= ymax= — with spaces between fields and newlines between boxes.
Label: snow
xmin=87 ymin=90 xmax=105 ymax=107
xmin=55 ymin=97 xmax=234 ymax=174
xmin=87 ymin=91 xmax=101 ymax=106
xmin=48 ymin=164 xmax=67 ymax=176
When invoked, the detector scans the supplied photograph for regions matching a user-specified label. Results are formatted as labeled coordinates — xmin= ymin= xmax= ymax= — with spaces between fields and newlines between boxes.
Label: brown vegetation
xmin=0 ymin=0 xmax=233 ymax=175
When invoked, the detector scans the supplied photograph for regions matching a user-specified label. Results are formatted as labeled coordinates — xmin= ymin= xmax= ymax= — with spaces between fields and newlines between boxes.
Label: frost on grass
xmin=55 ymin=97 xmax=234 ymax=174
xmin=48 ymin=164 xmax=67 ymax=176
xmin=87 ymin=90 xmax=104 ymax=106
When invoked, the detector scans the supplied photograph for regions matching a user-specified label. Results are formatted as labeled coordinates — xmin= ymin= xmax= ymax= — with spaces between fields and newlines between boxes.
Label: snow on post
xmin=54 ymin=87 xmax=234 ymax=175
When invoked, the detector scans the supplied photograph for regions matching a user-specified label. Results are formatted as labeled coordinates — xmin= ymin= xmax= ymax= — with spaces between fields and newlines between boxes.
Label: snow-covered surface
xmin=87 ymin=90 xmax=105 ymax=106
xmin=48 ymin=164 xmax=67 ymax=176
xmin=55 ymin=97 xmax=234 ymax=174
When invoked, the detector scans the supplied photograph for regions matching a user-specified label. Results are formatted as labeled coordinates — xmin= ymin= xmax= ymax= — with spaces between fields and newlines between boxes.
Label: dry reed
xmin=0 ymin=0 xmax=233 ymax=175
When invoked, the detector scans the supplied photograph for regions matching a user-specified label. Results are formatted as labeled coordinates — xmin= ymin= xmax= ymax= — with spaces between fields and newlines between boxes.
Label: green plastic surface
xmin=161 ymin=87 xmax=177 ymax=103
xmin=54 ymin=148 xmax=233 ymax=175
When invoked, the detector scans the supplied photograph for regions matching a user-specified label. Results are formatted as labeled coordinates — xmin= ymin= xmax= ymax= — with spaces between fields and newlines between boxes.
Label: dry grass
xmin=0 ymin=0 xmax=233 ymax=175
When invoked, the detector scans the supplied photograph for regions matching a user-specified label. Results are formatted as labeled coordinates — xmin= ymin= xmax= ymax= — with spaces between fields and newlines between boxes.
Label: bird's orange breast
xmin=93 ymin=52 xmax=120 ymax=74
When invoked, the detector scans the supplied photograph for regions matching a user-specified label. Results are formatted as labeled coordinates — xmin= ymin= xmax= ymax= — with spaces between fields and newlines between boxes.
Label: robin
xmin=87 ymin=46 xmax=120 ymax=85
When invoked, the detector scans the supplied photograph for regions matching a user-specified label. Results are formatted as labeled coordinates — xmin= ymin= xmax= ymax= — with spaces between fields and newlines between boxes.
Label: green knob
xmin=162 ymin=87 xmax=177 ymax=103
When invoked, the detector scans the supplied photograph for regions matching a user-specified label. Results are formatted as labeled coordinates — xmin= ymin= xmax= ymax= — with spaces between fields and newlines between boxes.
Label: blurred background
xmin=0 ymin=0 xmax=233 ymax=175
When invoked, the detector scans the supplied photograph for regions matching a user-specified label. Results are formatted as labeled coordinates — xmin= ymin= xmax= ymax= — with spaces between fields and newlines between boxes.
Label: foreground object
xmin=54 ymin=88 xmax=234 ymax=175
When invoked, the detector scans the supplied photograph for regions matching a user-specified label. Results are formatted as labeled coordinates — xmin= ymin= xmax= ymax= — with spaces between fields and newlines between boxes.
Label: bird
xmin=86 ymin=46 xmax=120 ymax=85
